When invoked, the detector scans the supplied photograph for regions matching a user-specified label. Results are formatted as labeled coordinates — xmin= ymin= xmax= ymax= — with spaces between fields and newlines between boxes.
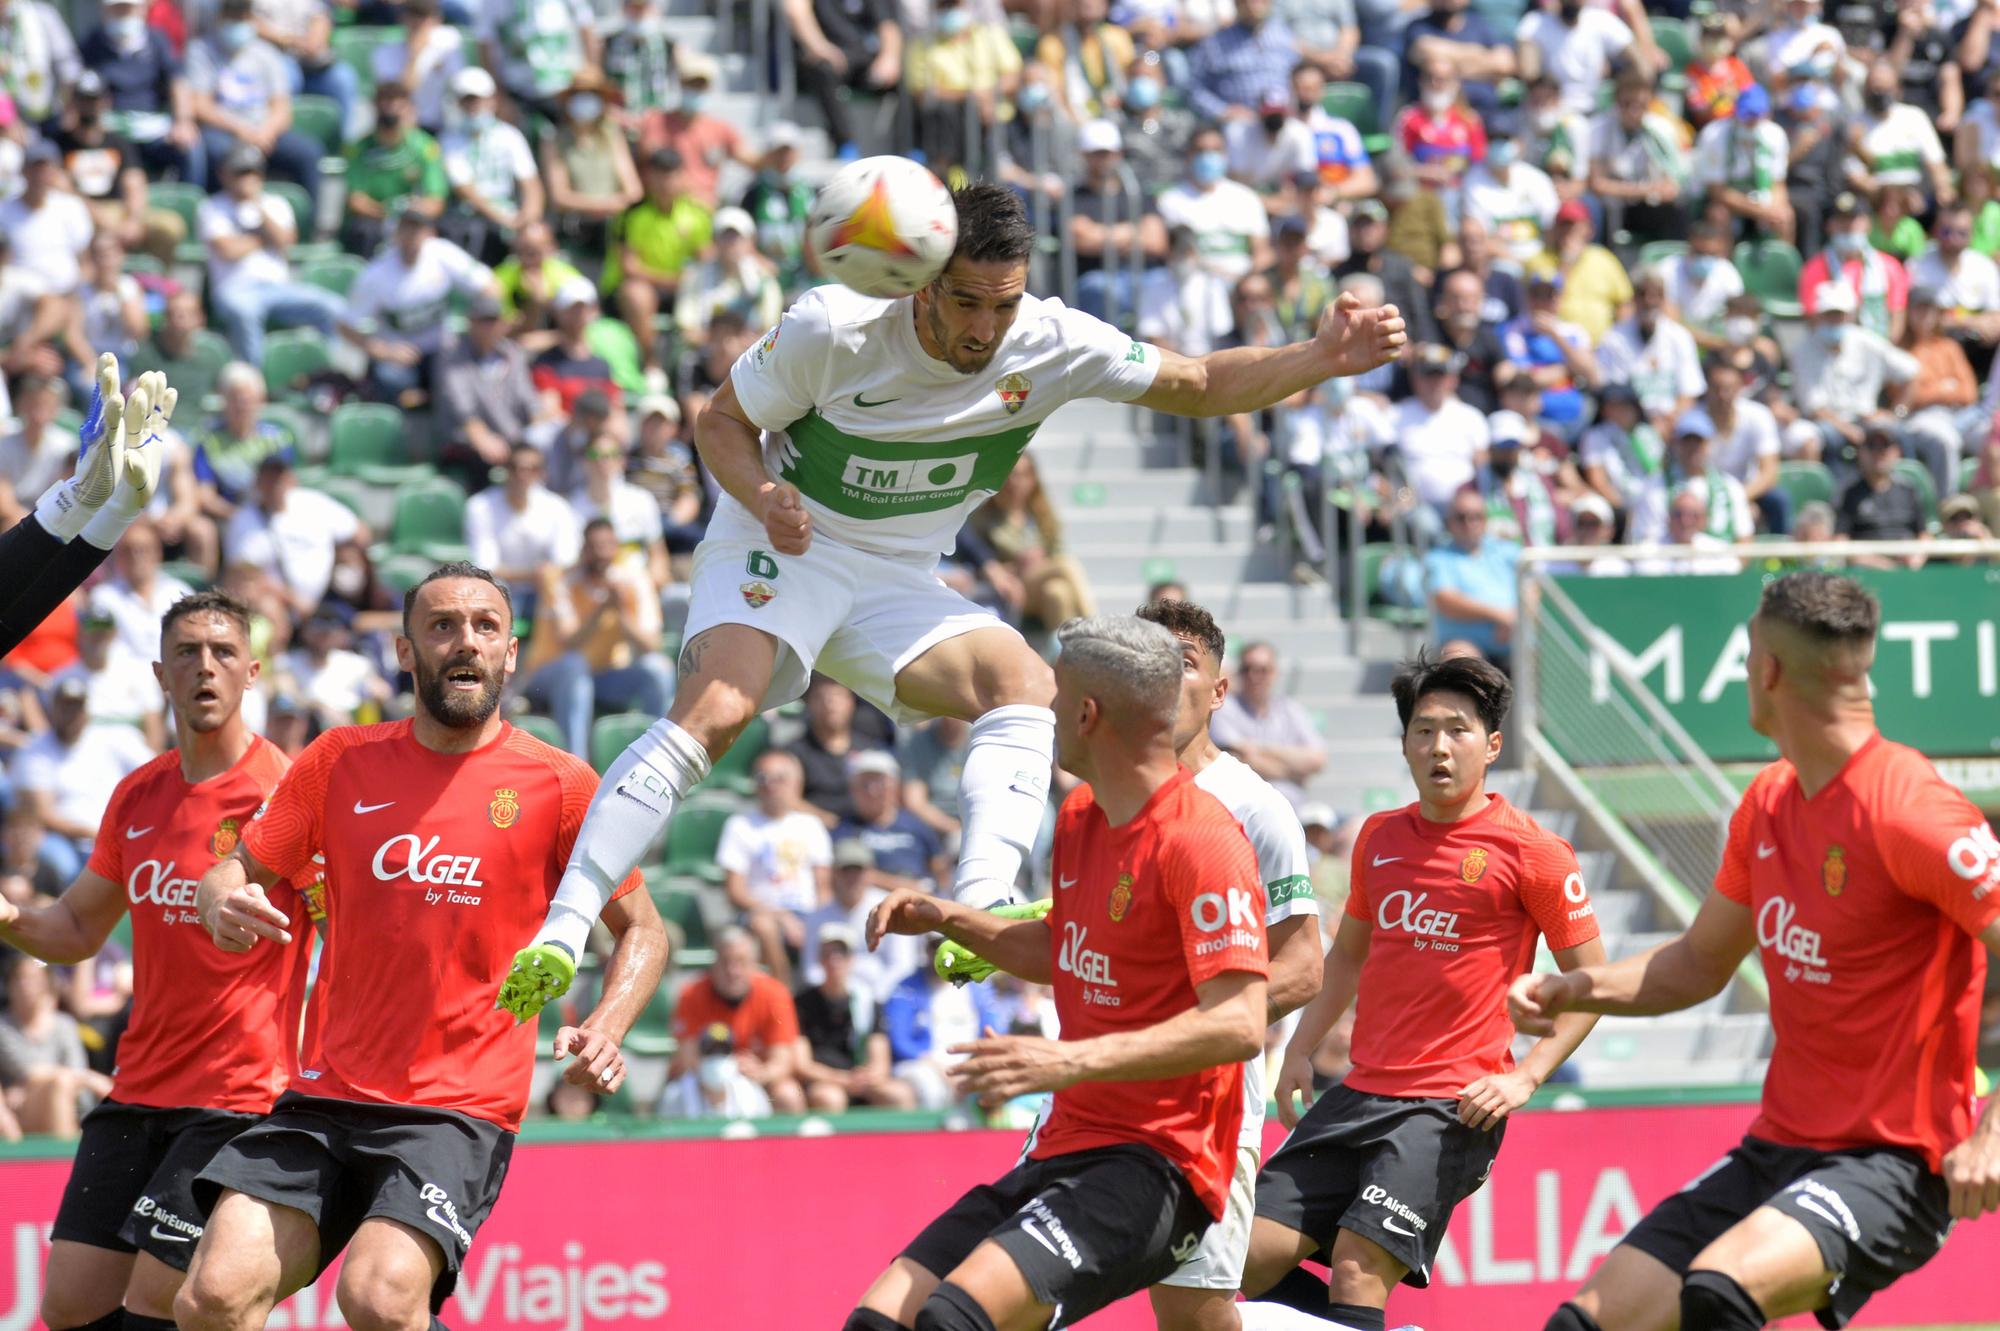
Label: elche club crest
xmin=1459 ymin=847 xmax=1488 ymax=884
xmin=1822 ymin=844 xmax=1846 ymax=896
xmin=489 ymin=788 xmax=521 ymax=830
xmin=741 ymin=581 xmax=776 ymax=609
xmin=211 ymin=818 xmax=240 ymax=857
xmin=1109 ymin=873 xmax=1134 ymax=922
xmin=996 ymin=372 xmax=1032 ymax=415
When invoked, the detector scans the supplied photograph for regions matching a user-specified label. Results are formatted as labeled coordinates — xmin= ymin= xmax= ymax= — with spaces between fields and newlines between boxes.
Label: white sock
xmin=951 ymin=703 xmax=1054 ymax=909
xmin=1237 ymin=1303 xmax=1372 ymax=1331
xmin=538 ymin=719 xmax=711 ymax=956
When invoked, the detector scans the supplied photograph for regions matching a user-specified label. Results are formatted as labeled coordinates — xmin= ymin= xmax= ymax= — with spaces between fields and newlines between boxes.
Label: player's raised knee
xmin=174 ymin=1261 xmax=265 ymax=1331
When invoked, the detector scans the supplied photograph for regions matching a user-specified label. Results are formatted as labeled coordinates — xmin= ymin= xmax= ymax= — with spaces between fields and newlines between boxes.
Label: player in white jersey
xmin=498 ymin=182 xmax=1403 ymax=1020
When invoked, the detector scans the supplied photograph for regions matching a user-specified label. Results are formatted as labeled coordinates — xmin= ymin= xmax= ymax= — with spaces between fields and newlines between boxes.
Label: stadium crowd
xmin=4 ymin=0 xmax=2000 ymax=1129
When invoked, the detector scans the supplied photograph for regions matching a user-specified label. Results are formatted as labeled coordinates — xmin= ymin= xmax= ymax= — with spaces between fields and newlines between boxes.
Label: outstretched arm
xmin=1510 ymin=891 xmax=1753 ymax=1032
xmin=868 ymin=887 xmax=1054 ymax=983
xmin=0 ymin=869 xmax=127 ymax=964
xmin=1133 ymin=291 xmax=1405 ymax=418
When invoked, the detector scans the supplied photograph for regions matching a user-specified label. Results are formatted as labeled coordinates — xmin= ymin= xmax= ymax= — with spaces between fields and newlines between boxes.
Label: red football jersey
xmin=241 ymin=720 xmax=643 ymax=1132
xmin=1344 ymin=795 xmax=1599 ymax=1099
xmin=1716 ymin=736 xmax=2000 ymax=1171
xmin=84 ymin=737 xmax=311 ymax=1113
xmin=1029 ymin=772 xmax=1268 ymax=1220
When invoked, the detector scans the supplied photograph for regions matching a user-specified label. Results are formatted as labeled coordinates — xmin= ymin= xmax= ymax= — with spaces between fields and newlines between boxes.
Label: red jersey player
xmin=0 ymin=590 xmax=308 ymax=1331
xmin=177 ymin=563 xmax=666 ymax=1331
xmin=854 ymin=614 xmax=1270 ymax=1331
xmin=1511 ymin=572 xmax=2000 ymax=1331
xmin=1236 ymin=651 xmax=1607 ymax=1331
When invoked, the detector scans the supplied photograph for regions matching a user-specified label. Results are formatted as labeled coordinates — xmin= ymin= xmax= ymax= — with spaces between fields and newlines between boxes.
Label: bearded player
xmin=1510 ymin=571 xmax=2000 ymax=1331
xmin=1235 ymin=652 xmax=1607 ymax=1331
xmin=177 ymin=563 xmax=666 ymax=1331
xmin=937 ymin=597 xmax=1325 ymax=1331
xmin=0 ymin=591 xmax=308 ymax=1331
xmin=858 ymin=615 xmax=1270 ymax=1331
xmin=497 ymin=183 xmax=1403 ymax=1020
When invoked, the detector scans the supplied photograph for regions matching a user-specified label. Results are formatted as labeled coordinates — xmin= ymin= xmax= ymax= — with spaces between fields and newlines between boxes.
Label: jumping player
xmin=1510 ymin=571 xmax=2000 ymax=1331
xmin=855 ymin=615 xmax=1271 ymax=1331
xmin=939 ymin=597 xmax=1325 ymax=1331
xmin=177 ymin=563 xmax=667 ymax=1331
xmin=498 ymin=183 xmax=1404 ymax=1020
xmin=0 ymin=591 xmax=307 ymax=1331
xmin=1237 ymin=652 xmax=1607 ymax=1331
xmin=0 ymin=356 xmax=172 ymax=655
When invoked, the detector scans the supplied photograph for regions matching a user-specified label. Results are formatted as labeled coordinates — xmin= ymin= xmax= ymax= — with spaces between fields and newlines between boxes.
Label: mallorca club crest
xmin=1822 ymin=844 xmax=1846 ymax=896
xmin=489 ymin=787 xmax=521 ymax=830
xmin=211 ymin=818 xmax=239 ymax=857
xmin=741 ymin=581 xmax=776 ymax=609
xmin=1109 ymin=873 xmax=1134 ymax=922
xmin=996 ymin=372 xmax=1032 ymax=415
xmin=1460 ymin=847 xmax=1489 ymax=884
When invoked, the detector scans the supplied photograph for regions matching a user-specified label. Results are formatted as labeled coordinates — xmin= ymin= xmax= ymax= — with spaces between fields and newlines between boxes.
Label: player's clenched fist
xmin=1507 ymin=970 xmax=1579 ymax=1038
xmin=754 ymin=480 xmax=813 ymax=556
xmin=866 ymin=887 xmax=947 ymax=950
xmin=196 ymin=861 xmax=293 ymax=953
xmin=1273 ymin=1043 xmax=1318 ymax=1129
xmin=1942 ymin=1126 xmax=2000 ymax=1220
xmin=554 ymin=1025 xmax=627 ymax=1093
xmin=1314 ymin=290 xmax=1407 ymax=379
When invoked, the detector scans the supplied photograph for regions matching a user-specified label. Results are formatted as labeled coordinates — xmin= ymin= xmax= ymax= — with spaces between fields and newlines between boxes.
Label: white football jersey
xmin=1196 ymin=751 xmax=1318 ymax=1146
xmin=728 ymin=285 xmax=1161 ymax=557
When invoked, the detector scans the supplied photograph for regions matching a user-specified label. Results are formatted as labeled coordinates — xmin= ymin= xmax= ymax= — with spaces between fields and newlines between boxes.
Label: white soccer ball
xmin=808 ymin=156 xmax=958 ymax=299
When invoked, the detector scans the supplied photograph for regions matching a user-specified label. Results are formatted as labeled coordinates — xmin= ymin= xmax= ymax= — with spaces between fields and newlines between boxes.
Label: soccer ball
xmin=808 ymin=156 xmax=958 ymax=299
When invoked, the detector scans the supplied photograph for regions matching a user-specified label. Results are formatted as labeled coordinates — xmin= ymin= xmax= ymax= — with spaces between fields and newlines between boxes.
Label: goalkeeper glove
xmin=80 ymin=367 xmax=174 ymax=550
xmin=934 ymin=898 xmax=1052 ymax=986
xmin=496 ymin=940 xmax=577 ymax=1023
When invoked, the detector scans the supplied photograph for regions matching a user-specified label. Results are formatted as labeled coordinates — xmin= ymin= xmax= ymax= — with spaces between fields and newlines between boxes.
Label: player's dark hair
xmin=949 ymin=183 xmax=1035 ymax=266
xmin=402 ymin=561 xmax=514 ymax=635
xmin=1757 ymin=571 xmax=1879 ymax=646
xmin=1391 ymin=650 xmax=1512 ymax=735
xmin=1136 ymin=598 xmax=1225 ymax=666
xmin=160 ymin=589 xmax=253 ymax=648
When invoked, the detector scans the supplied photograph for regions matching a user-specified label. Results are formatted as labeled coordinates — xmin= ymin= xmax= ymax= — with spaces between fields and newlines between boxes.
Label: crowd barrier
xmin=0 ymin=1090 xmax=1992 ymax=1329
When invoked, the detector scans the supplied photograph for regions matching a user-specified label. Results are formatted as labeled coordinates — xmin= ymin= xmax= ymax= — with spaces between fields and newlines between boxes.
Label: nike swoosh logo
xmin=126 ymin=826 xmax=154 ymax=839
xmin=149 ymin=1225 xmax=191 ymax=1243
xmin=1058 ymin=874 xmax=1078 ymax=890
xmin=353 ymin=800 xmax=396 ymax=814
xmin=1372 ymin=854 xmax=1402 ymax=867
xmin=1381 ymin=1215 xmax=1419 ymax=1238
xmin=1020 ymin=1219 xmax=1060 ymax=1258
xmin=1756 ymin=843 xmax=1777 ymax=860
xmin=852 ymin=392 xmax=901 ymax=408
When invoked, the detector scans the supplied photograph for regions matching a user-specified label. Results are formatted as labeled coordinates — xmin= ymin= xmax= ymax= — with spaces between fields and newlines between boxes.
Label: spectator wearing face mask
xmin=1110 ymin=51 xmax=1197 ymax=193
xmin=1786 ymin=280 xmax=1920 ymax=466
xmin=1847 ymin=53 xmax=1952 ymax=210
xmin=439 ymin=67 xmax=544 ymax=266
xmin=1156 ymin=126 xmax=1272 ymax=283
xmin=1693 ymin=83 xmax=1795 ymax=244
xmin=540 ymin=69 xmax=644 ymax=257
xmin=657 ymin=1023 xmax=774 ymax=1121
xmin=185 ymin=0 xmax=320 ymax=197
xmin=80 ymin=0 xmax=198 ymax=186
xmin=638 ymin=49 xmax=757 ymax=207
xmin=1475 ymin=411 xmax=1568 ymax=546
xmin=477 ymin=0 xmax=598 ymax=113
xmin=1599 ymin=266 xmax=1706 ymax=435
xmin=1683 ymin=13 xmax=1754 ymax=130
xmin=1225 ymin=89 xmax=1318 ymax=193
xmin=1463 ymin=137 xmax=1560 ymax=272
xmin=1516 ymin=0 xmax=1658 ymax=117
xmin=1586 ymin=70 xmax=1689 ymax=250
xmin=1394 ymin=59 xmax=1486 ymax=219
xmin=1799 ymin=191 xmax=1908 ymax=343
xmin=1659 ymin=217 xmax=1746 ymax=351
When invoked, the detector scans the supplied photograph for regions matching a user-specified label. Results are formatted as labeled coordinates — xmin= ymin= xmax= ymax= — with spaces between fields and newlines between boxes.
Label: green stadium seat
xmin=650 ymin=883 xmax=712 ymax=952
xmin=1776 ymin=459 xmax=1834 ymax=511
xmin=268 ymin=180 xmax=317 ymax=241
xmin=300 ymin=253 xmax=365 ymax=297
xmin=661 ymin=800 xmax=734 ymax=882
xmin=590 ymin=711 xmax=657 ymax=774
xmin=123 ymin=252 xmax=164 ymax=276
xmin=262 ymin=329 xmax=333 ymax=402
xmin=390 ymin=477 xmax=470 ymax=560
xmin=374 ymin=551 xmax=437 ymax=596
xmin=1651 ymin=16 xmax=1695 ymax=70
xmin=1357 ymin=542 xmax=1428 ymax=626
xmin=179 ymin=329 xmax=236 ymax=409
xmin=705 ymin=714 xmax=769 ymax=796
xmin=1732 ymin=239 xmax=1804 ymax=319
xmin=330 ymin=26 xmax=403 ymax=95
xmin=626 ymin=982 xmax=677 ymax=1055
xmin=1320 ymin=82 xmax=1388 ymax=155
xmin=291 ymin=93 xmax=344 ymax=154
xmin=1636 ymin=240 xmax=1689 ymax=270
xmin=1959 ymin=456 xmax=1981 ymax=494
xmin=317 ymin=475 xmax=373 ymax=521
xmin=329 ymin=401 xmax=433 ymax=485
xmin=512 ymin=713 xmax=566 ymax=748
xmin=1891 ymin=458 xmax=1937 ymax=523
xmin=150 ymin=180 xmax=205 ymax=238
xmin=261 ymin=402 xmax=320 ymax=458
